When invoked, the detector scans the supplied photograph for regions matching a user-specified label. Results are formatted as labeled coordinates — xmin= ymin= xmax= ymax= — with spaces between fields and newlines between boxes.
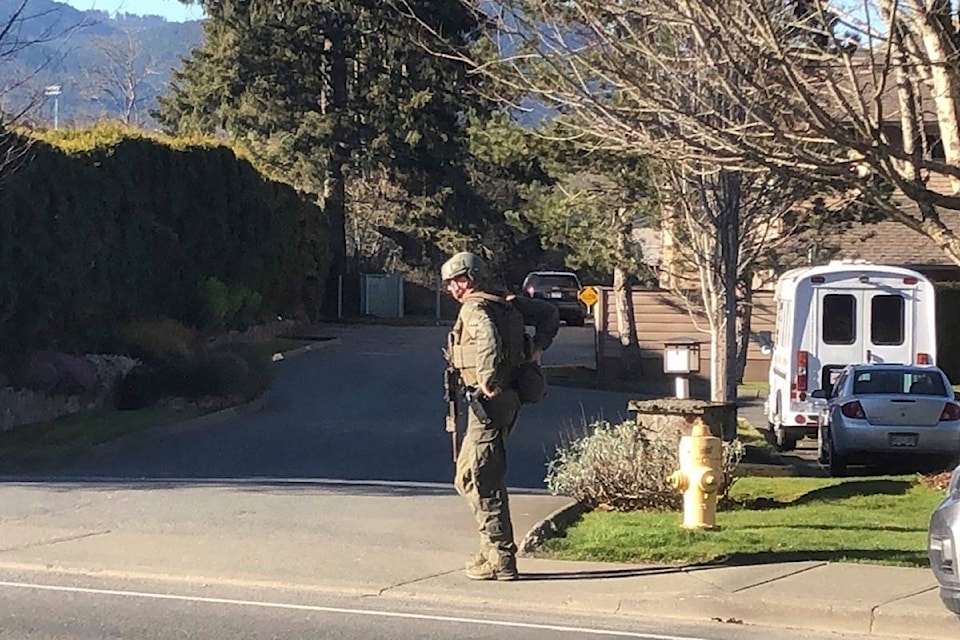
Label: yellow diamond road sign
xmin=578 ymin=285 xmax=598 ymax=307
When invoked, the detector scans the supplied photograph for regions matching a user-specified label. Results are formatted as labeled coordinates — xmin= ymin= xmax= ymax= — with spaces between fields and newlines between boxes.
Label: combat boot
xmin=465 ymin=555 xmax=518 ymax=581
xmin=465 ymin=552 xmax=486 ymax=572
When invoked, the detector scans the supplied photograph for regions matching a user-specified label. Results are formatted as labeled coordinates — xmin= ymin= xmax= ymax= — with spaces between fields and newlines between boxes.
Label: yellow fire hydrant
xmin=667 ymin=418 xmax=723 ymax=530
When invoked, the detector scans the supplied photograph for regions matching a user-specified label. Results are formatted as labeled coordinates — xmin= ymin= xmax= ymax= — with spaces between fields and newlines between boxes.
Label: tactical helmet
xmin=441 ymin=252 xmax=486 ymax=283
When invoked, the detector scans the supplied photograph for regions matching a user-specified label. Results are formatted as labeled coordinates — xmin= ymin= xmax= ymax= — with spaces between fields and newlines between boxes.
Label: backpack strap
xmin=448 ymin=292 xmax=524 ymax=383
xmin=467 ymin=292 xmax=508 ymax=305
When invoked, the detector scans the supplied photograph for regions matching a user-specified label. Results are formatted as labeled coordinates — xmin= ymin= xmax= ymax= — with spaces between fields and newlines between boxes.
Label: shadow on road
xmin=0 ymin=476 xmax=557 ymax=498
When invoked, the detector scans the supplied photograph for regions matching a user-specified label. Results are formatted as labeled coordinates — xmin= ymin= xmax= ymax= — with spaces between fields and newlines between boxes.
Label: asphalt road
xmin=0 ymin=569 xmax=880 ymax=640
xmin=32 ymin=325 xmax=636 ymax=489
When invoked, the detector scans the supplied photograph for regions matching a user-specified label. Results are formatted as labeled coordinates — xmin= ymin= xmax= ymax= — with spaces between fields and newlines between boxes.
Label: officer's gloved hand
xmin=479 ymin=381 xmax=501 ymax=399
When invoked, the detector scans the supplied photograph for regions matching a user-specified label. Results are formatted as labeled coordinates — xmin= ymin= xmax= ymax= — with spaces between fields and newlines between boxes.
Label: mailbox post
xmin=663 ymin=337 xmax=701 ymax=400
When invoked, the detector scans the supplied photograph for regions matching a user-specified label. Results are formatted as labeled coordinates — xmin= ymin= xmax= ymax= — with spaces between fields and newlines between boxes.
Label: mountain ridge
xmin=0 ymin=0 xmax=203 ymax=128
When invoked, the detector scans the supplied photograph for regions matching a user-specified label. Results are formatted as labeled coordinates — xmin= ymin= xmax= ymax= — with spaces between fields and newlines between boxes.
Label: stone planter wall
xmin=628 ymin=398 xmax=738 ymax=442
xmin=0 ymin=387 xmax=106 ymax=432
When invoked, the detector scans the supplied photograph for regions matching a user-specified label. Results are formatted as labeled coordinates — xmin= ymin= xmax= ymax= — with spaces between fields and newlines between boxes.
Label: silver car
xmin=929 ymin=464 xmax=960 ymax=617
xmin=812 ymin=364 xmax=960 ymax=477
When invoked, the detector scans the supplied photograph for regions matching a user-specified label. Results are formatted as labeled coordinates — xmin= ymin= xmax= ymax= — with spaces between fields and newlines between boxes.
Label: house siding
xmin=595 ymin=288 xmax=775 ymax=383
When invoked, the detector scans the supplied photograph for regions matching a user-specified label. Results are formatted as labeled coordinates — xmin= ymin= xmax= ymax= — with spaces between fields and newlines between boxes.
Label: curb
xmin=270 ymin=337 xmax=341 ymax=362
xmin=518 ymin=499 xmax=589 ymax=556
xmin=595 ymin=589 xmax=958 ymax=640
xmin=88 ymin=337 xmax=343 ymax=448
xmin=0 ymin=339 xmax=343 ymax=473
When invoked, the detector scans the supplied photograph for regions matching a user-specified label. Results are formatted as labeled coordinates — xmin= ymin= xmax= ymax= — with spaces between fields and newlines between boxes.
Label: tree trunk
xmin=911 ymin=1 xmax=960 ymax=192
xmin=736 ymin=276 xmax=753 ymax=385
xmin=613 ymin=266 xmax=643 ymax=376
xmin=323 ymin=24 xmax=349 ymax=316
xmin=715 ymin=170 xmax=741 ymax=403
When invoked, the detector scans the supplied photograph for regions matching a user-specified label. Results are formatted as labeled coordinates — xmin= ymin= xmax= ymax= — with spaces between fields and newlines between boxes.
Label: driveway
xmin=34 ymin=325 xmax=637 ymax=489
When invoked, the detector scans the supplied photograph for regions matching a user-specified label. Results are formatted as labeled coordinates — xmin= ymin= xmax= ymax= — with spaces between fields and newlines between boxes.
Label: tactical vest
xmin=448 ymin=292 xmax=527 ymax=388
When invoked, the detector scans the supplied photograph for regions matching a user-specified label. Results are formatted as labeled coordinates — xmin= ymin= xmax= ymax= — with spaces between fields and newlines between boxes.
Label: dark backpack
xmin=474 ymin=293 xmax=546 ymax=404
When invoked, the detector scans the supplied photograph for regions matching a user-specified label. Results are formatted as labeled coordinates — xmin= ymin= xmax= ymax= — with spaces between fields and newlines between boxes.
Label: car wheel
xmin=776 ymin=426 xmax=798 ymax=452
xmin=827 ymin=434 xmax=847 ymax=477
xmin=765 ymin=397 xmax=782 ymax=448
xmin=567 ymin=315 xmax=585 ymax=327
xmin=817 ymin=426 xmax=829 ymax=465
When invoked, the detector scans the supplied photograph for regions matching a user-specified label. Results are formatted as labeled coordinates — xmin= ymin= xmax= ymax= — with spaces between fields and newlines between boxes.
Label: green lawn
xmin=541 ymin=476 xmax=942 ymax=567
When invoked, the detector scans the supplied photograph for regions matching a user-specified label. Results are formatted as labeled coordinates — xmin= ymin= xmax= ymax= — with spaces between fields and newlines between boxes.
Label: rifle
xmin=443 ymin=364 xmax=460 ymax=462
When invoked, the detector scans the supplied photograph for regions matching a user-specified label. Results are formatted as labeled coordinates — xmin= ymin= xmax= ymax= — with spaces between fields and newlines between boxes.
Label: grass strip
xmin=542 ymin=476 xmax=943 ymax=567
xmin=0 ymin=406 xmax=208 ymax=469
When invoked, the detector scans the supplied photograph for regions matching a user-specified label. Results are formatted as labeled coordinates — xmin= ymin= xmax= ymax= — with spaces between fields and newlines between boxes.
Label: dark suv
xmin=521 ymin=271 xmax=587 ymax=326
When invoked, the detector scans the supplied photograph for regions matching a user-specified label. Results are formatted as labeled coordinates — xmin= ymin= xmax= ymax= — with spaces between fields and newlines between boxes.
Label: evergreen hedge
xmin=0 ymin=126 xmax=330 ymax=370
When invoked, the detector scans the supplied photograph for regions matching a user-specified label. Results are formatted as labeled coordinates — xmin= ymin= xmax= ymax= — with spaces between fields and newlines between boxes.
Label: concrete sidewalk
xmin=0 ymin=480 xmax=956 ymax=640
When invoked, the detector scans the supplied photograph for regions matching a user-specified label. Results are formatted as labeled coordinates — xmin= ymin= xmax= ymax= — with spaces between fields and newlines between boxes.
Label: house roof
xmin=826 ymin=218 xmax=957 ymax=267
xmin=827 ymin=182 xmax=960 ymax=270
xmin=846 ymin=51 xmax=940 ymax=125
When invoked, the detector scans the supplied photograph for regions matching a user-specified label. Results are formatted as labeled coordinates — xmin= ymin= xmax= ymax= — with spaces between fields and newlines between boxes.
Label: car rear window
xmin=852 ymin=370 xmax=947 ymax=396
xmin=527 ymin=274 xmax=580 ymax=288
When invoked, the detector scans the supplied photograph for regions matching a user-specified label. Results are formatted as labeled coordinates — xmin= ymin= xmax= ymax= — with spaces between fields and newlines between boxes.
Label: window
xmin=908 ymin=372 xmax=947 ymax=396
xmin=524 ymin=273 xmax=581 ymax=289
xmin=831 ymin=371 xmax=847 ymax=398
xmin=852 ymin=369 xmax=947 ymax=396
xmin=822 ymin=294 xmax=856 ymax=344
xmin=853 ymin=370 xmax=903 ymax=394
xmin=871 ymin=295 xmax=905 ymax=346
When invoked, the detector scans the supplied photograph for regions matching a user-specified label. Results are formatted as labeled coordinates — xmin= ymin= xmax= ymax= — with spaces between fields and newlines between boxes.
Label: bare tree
xmin=82 ymin=29 xmax=158 ymax=125
xmin=394 ymin=0 xmax=857 ymax=400
xmin=658 ymin=164 xmax=848 ymax=400
xmin=0 ymin=0 xmax=89 ymax=177
xmin=450 ymin=1 xmax=960 ymax=260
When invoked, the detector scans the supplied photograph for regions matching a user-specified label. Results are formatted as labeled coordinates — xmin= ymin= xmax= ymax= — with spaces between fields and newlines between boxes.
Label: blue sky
xmin=62 ymin=0 xmax=206 ymax=22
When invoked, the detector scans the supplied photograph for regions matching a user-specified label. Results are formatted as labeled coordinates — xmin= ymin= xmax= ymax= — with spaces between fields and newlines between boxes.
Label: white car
xmin=812 ymin=364 xmax=960 ymax=476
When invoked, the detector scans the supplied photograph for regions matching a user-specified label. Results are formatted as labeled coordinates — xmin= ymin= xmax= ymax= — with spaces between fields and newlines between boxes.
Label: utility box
xmin=361 ymin=274 xmax=404 ymax=318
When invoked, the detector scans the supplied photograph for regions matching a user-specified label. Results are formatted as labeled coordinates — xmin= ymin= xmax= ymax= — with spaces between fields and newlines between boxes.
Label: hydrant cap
xmin=691 ymin=419 xmax=709 ymax=437
xmin=701 ymin=470 xmax=719 ymax=491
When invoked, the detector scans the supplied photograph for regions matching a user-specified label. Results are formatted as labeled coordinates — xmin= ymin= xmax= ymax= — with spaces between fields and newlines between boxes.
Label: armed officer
xmin=441 ymin=251 xmax=559 ymax=581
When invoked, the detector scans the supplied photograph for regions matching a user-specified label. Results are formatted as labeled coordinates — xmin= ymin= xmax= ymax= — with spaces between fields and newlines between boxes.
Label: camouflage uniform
xmin=448 ymin=283 xmax=559 ymax=580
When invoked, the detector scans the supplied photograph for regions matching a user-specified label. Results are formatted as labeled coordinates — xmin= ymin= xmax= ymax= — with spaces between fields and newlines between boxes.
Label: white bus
xmin=764 ymin=261 xmax=937 ymax=450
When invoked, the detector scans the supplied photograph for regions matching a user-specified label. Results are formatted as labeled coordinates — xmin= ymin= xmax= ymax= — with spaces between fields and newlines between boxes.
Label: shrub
xmin=194 ymin=277 xmax=263 ymax=331
xmin=115 ymin=342 xmax=273 ymax=409
xmin=19 ymin=351 xmax=99 ymax=396
xmin=120 ymin=319 xmax=198 ymax=363
xmin=545 ymin=419 xmax=743 ymax=512
xmin=84 ymin=354 xmax=141 ymax=387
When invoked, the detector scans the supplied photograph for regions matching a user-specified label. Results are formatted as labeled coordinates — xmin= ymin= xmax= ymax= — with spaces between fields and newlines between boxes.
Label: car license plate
xmin=549 ymin=292 xmax=563 ymax=299
xmin=889 ymin=433 xmax=918 ymax=447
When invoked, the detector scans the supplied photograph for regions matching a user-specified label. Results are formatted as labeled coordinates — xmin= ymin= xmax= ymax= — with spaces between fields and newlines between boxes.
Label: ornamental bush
xmin=545 ymin=419 xmax=744 ymax=512
xmin=19 ymin=351 xmax=99 ymax=396
xmin=115 ymin=342 xmax=273 ymax=410
xmin=119 ymin=319 xmax=199 ymax=363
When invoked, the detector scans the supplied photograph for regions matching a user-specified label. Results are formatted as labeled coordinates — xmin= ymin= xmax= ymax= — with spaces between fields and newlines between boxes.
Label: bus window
xmin=871 ymin=295 xmax=904 ymax=346
xmin=822 ymin=294 xmax=856 ymax=345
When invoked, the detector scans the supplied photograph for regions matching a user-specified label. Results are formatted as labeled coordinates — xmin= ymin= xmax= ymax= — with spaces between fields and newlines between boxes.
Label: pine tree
xmin=156 ymin=0 xmax=486 ymax=313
